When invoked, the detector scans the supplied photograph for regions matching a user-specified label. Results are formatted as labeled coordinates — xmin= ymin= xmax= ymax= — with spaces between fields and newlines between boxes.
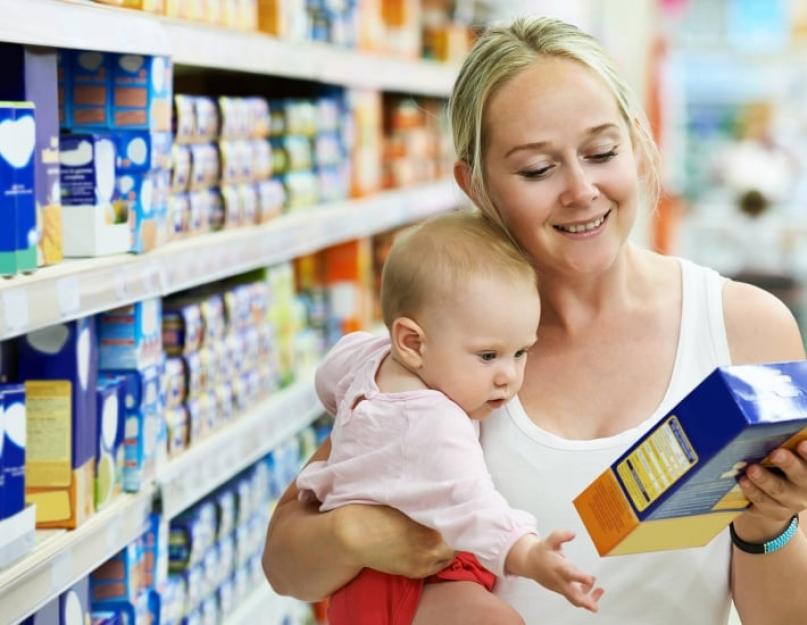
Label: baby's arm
xmin=505 ymin=532 xmax=603 ymax=612
xmin=394 ymin=398 xmax=602 ymax=611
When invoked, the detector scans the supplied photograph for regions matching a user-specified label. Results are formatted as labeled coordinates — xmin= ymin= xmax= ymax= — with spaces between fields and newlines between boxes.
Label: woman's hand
xmin=734 ymin=441 xmax=807 ymax=541
xmin=334 ymin=504 xmax=456 ymax=578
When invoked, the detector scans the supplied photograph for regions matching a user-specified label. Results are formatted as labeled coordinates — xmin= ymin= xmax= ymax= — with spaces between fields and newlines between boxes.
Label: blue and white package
xmin=0 ymin=385 xmax=26 ymax=520
xmin=98 ymin=299 xmax=163 ymax=370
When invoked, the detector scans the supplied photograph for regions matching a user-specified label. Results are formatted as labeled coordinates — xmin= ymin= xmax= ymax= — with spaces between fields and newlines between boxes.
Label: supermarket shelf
xmin=0 ymin=0 xmax=458 ymax=96
xmin=157 ymin=371 xmax=323 ymax=519
xmin=0 ymin=0 xmax=171 ymax=55
xmin=0 ymin=490 xmax=154 ymax=625
xmin=167 ymin=21 xmax=457 ymax=96
xmin=0 ymin=180 xmax=460 ymax=341
xmin=224 ymin=583 xmax=301 ymax=625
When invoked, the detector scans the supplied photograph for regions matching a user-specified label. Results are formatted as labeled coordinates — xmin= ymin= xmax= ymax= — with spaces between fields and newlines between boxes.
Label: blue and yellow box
xmin=575 ymin=361 xmax=807 ymax=556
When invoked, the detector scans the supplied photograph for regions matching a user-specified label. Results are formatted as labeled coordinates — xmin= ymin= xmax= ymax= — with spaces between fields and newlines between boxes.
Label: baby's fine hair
xmin=380 ymin=211 xmax=537 ymax=329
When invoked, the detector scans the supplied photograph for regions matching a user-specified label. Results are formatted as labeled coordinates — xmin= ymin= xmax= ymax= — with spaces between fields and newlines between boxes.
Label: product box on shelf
xmin=95 ymin=376 xmax=126 ymax=511
xmin=575 ymin=361 xmax=807 ymax=556
xmin=18 ymin=318 xmax=98 ymax=528
xmin=91 ymin=541 xmax=142 ymax=603
xmin=61 ymin=577 xmax=91 ymax=625
xmin=111 ymin=54 xmax=172 ymax=132
xmin=98 ymin=299 xmax=163 ymax=370
xmin=60 ymin=50 xmax=113 ymax=129
xmin=0 ymin=102 xmax=37 ymax=276
xmin=0 ymin=384 xmax=26 ymax=520
xmin=60 ymin=133 xmax=131 ymax=256
xmin=0 ymin=44 xmax=63 ymax=266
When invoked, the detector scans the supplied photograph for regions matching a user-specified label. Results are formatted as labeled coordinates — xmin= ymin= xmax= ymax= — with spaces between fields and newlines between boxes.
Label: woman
xmin=263 ymin=17 xmax=807 ymax=624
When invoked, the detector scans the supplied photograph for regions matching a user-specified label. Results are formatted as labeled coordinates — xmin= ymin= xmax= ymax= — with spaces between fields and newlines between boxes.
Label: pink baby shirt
xmin=296 ymin=331 xmax=538 ymax=577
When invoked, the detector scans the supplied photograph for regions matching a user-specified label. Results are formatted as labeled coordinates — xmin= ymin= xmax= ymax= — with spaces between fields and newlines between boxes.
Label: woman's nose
xmin=560 ymin=163 xmax=600 ymax=208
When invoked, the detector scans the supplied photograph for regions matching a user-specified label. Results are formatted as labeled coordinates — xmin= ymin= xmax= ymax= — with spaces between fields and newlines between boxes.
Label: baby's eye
xmin=478 ymin=352 xmax=497 ymax=362
xmin=515 ymin=349 xmax=528 ymax=358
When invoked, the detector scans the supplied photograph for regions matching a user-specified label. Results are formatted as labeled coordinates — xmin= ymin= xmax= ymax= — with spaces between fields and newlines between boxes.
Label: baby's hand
xmin=505 ymin=531 xmax=604 ymax=612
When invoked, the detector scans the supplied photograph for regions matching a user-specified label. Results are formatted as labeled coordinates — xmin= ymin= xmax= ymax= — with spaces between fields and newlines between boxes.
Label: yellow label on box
xmin=25 ymin=381 xmax=73 ymax=488
xmin=616 ymin=415 xmax=698 ymax=512
xmin=573 ymin=469 xmax=638 ymax=556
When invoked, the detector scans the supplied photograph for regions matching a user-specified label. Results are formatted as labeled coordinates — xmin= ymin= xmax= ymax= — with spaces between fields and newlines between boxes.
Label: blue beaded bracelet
xmin=730 ymin=515 xmax=800 ymax=555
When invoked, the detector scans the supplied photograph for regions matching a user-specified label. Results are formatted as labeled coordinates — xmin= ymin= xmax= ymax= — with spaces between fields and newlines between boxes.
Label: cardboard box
xmin=98 ymin=299 xmax=163 ymax=370
xmin=18 ymin=318 xmax=98 ymax=528
xmin=60 ymin=577 xmax=90 ymax=625
xmin=0 ymin=45 xmax=63 ymax=266
xmin=574 ymin=361 xmax=807 ymax=556
xmin=0 ymin=102 xmax=37 ymax=275
xmin=60 ymin=133 xmax=131 ymax=256
xmin=95 ymin=377 xmax=126 ymax=511
xmin=111 ymin=54 xmax=172 ymax=132
xmin=0 ymin=385 xmax=27 ymax=520
xmin=60 ymin=50 xmax=113 ymax=129
xmin=91 ymin=541 xmax=142 ymax=602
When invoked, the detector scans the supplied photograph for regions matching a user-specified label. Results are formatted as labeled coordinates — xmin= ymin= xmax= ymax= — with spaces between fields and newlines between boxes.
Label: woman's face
xmin=481 ymin=57 xmax=640 ymax=278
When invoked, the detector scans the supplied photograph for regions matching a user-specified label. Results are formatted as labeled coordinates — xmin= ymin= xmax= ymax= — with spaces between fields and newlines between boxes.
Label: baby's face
xmin=419 ymin=274 xmax=540 ymax=419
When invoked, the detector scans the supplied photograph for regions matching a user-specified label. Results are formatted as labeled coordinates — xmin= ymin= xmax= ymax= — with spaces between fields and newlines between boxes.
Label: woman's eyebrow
xmin=503 ymin=123 xmax=620 ymax=158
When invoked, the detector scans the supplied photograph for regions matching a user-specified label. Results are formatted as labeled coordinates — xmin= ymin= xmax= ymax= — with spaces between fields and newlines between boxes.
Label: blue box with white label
xmin=95 ymin=377 xmax=126 ymax=511
xmin=111 ymin=55 xmax=172 ymax=132
xmin=60 ymin=577 xmax=91 ymax=625
xmin=575 ymin=361 xmax=807 ymax=555
xmin=59 ymin=50 xmax=113 ymax=130
xmin=98 ymin=299 xmax=163 ymax=371
xmin=0 ymin=102 xmax=37 ymax=275
xmin=0 ymin=385 xmax=26 ymax=520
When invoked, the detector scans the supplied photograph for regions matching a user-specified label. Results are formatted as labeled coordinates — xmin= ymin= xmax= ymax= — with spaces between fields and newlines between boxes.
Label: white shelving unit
xmin=0 ymin=0 xmax=458 ymax=96
xmin=0 ymin=179 xmax=460 ymax=341
xmin=158 ymin=371 xmax=322 ymax=519
xmin=0 ymin=2 xmax=461 ymax=623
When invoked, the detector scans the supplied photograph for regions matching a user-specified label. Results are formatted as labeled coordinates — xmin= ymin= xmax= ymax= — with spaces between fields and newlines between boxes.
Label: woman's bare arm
xmin=262 ymin=437 xmax=455 ymax=601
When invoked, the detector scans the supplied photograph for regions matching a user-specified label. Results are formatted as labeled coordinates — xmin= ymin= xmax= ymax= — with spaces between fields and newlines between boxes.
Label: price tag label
xmin=57 ymin=277 xmax=81 ymax=319
xmin=1 ymin=289 xmax=29 ymax=335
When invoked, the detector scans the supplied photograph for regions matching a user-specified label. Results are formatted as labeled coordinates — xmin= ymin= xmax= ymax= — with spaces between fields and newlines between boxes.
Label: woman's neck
xmin=536 ymin=244 xmax=652 ymax=333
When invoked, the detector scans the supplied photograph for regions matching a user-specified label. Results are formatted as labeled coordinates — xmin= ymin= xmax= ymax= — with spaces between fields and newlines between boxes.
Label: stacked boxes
xmin=59 ymin=50 xmax=173 ymax=255
xmin=97 ymin=299 xmax=165 ymax=493
xmin=18 ymin=318 xmax=98 ymax=529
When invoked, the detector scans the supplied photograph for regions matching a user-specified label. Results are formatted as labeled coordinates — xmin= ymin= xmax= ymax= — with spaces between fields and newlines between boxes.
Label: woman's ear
xmin=391 ymin=317 xmax=425 ymax=370
xmin=453 ymin=160 xmax=474 ymax=201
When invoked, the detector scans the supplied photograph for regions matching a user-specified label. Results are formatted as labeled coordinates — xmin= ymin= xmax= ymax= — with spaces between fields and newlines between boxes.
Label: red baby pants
xmin=328 ymin=552 xmax=496 ymax=625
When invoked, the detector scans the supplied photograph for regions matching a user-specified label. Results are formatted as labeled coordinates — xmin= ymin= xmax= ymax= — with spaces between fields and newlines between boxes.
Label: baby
xmin=297 ymin=212 xmax=603 ymax=625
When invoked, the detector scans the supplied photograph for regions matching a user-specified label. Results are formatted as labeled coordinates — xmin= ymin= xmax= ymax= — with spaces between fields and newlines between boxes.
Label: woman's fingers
xmin=740 ymin=471 xmax=796 ymax=522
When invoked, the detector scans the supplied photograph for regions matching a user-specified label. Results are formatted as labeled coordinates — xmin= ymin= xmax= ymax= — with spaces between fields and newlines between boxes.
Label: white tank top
xmin=481 ymin=258 xmax=734 ymax=625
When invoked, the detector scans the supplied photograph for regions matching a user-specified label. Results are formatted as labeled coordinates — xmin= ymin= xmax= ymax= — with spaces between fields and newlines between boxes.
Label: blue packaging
xmin=576 ymin=361 xmax=807 ymax=555
xmin=22 ymin=597 xmax=60 ymax=625
xmin=116 ymin=131 xmax=172 ymax=173
xmin=92 ymin=591 xmax=151 ymax=625
xmin=59 ymin=50 xmax=113 ymax=129
xmin=60 ymin=577 xmax=90 ymax=625
xmin=0 ymin=385 xmax=26 ymax=520
xmin=0 ymin=102 xmax=37 ymax=275
xmin=18 ymin=317 xmax=98 ymax=470
xmin=90 ymin=541 xmax=142 ymax=602
xmin=111 ymin=55 xmax=172 ymax=132
xmin=94 ymin=376 xmax=126 ymax=510
xmin=98 ymin=299 xmax=163 ymax=370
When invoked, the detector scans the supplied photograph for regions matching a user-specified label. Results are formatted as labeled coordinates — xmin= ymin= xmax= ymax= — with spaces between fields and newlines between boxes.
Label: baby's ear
xmin=391 ymin=317 xmax=425 ymax=369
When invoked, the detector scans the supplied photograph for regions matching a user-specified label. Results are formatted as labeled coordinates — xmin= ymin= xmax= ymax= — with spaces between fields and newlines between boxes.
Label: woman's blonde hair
xmin=448 ymin=16 xmax=660 ymax=231
xmin=380 ymin=211 xmax=536 ymax=329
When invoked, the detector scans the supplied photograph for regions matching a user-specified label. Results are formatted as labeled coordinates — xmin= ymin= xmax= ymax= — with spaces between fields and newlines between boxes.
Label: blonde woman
xmin=264 ymin=17 xmax=807 ymax=625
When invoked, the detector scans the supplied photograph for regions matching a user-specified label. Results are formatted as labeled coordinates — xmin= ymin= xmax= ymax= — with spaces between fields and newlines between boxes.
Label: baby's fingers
xmin=564 ymin=582 xmax=604 ymax=613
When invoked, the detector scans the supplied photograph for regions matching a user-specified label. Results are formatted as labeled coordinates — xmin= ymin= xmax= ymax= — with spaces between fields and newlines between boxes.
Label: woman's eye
xmin=588 ymin=148 xmax=617 ymax=162
xmin=519 ymin=165 xmax=553 ymax=179
xmin=479 ymin=352 xmax=497 ymax=362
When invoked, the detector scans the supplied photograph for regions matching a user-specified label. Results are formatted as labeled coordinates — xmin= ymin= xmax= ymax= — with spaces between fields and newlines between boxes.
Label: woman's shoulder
xmin=722 ymin=279 xmax=805 ymax=364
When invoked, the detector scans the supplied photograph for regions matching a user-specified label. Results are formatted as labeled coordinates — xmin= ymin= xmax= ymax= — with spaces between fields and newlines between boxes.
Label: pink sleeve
xmin=388 ymin=397 xmax=537 ymax=577
xmin=314 ymin=332 xmax=390 ymax=416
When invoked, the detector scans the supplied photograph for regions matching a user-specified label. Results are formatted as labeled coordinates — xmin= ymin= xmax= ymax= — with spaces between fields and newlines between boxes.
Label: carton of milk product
xmin=0 ymin=102 xmax=37 ymax=275
xmin=0 ymin=45 xmax=63 ymax=266
xmin=575 ymin=361 xmax=807 ymax=556
xmin=98 ymin=298 xmax=163 ymax=371
xmin=18 ymin=318 xmax=98 ymax=528
xmin=0 ymin=385 xmax=26 ymax=520
xmin=60 ymin=133 xmax=131 ymax=256
xmin=60 ymin=50 xmax=113 ymax=129
xmin=110 ymin=54 xmax=172 ymax=132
